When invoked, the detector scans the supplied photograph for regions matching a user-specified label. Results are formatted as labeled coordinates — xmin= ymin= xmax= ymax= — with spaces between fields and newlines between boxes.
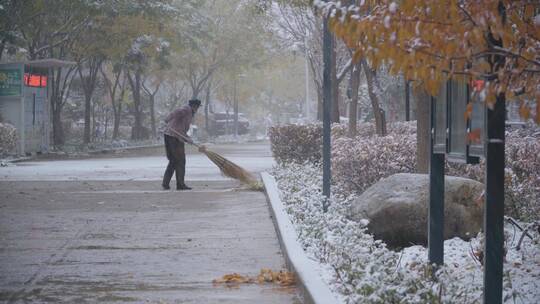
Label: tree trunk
xmin=142 ymin=79 xmax=161 ymax=140
xmin=415 ymin=88 xmax=431 ymax=173
xmin=113 ymin=109 xmax=121 ymax=140
xmin=112 ymin=77 xmax=125 ymax=140
xmin=316 ymin=89 xmax=323 ymax=121
xmin=91 ymin=98 xmax=96 ymax=141
xmin=104 ymin=106 xmax=109 ymax=140
xmin=113 ymin=91 xmax=123 ymax=140
xmin=83 ymin=95 xmax=92 ymax=143
xmin=78 ymin=58 xmax=102 ymax=144
xmin=47 ymin=44 xmax=76 ymax=148
xmin=204 ymin=80 xmax=211 ymax=134
xmin=150 ymin=95 xmax=156 ymax=139
xmin=101 ymin=66 xmax=123 ymax=140
xmin=52 ymin=108 xmax=64 ymax=147
xmin=348 ymin=64 xmax=361 ymax=137
xmin=50 ymin=69 xmax=65 ymax=147
xmin=127 ymin=70 xmax=145 ymax=140
xmin=0 ymin=41 xmax=5 ymax=62
xmin=361 ymin=59 xmax=386 ymax=136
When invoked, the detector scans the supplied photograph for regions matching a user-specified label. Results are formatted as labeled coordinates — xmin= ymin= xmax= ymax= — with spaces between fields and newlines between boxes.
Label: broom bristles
xmin=202 ymin=149 xmax=257 ymax=184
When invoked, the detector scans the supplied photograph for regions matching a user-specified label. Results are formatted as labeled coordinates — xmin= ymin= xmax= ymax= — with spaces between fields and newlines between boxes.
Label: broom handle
xmin=168 ymin=129 xmax=200 ymax=148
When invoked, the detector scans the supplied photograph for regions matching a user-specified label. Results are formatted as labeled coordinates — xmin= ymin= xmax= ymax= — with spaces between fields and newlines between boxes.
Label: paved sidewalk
xmin=0 ymin=180 xmax=300 ymax=303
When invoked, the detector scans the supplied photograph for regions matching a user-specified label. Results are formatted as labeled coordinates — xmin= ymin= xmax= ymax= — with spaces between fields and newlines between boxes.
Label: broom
xmin=170 ymin=129 xmax=258 ymax=185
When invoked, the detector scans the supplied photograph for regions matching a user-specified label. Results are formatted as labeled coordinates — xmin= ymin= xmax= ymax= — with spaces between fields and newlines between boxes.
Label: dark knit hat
xmin=189 ymin=99 xmax=202 ymax=107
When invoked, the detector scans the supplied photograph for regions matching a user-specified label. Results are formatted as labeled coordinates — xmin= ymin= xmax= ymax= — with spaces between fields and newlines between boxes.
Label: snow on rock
xmin=272 ymin=163 xmax=540 ymax=303
xmin=350 ymin=173 xmax=484 ymax=248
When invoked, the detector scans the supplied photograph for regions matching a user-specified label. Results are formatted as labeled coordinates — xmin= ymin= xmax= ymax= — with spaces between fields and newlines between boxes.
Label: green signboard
xmin=0 ymin=68 xmax=22 ymax=96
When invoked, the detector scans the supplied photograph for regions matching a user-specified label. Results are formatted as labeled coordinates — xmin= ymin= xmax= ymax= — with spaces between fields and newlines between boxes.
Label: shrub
xmin=270 ymin=121 xmax=539 ymax=221
xmin=447 ymin=130 xmax=540 ymax=221
xmin=269 ymin=123 xmax=323 ymax=165
xmin=333 ymin=125 xmax=539 ymax=221
xmin=272 ymin=163 xmax=539 ymax=303
xmin=0 ymin=122 xmax=17 ymax=156
xmin=269 ymin=122 xmax=389 ymax=165
xmin=330 ymin=122 xmax=379 ymax=138
xmin=332 ymin=132 xmax=417 ymax=194
xmin=504 ymin=132 xmax=540 ymax=221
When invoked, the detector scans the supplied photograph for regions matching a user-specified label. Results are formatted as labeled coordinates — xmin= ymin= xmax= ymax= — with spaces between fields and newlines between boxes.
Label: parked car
xmin=208 ymin=112 xmax=250 ymax=136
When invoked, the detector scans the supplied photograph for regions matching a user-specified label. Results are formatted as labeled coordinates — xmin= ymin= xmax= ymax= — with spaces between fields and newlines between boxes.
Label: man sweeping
xmin=162 ymin=99 xmax=201 ymax=190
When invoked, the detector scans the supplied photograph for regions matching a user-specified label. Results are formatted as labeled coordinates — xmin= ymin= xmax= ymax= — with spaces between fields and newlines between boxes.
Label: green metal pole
xmin=429 ymin=98 xmax=444 ymax=265
xmin=322 ymin=10 xmax=333 ymax=211
xmin=483 ymin=93 xmax=505 ymax=304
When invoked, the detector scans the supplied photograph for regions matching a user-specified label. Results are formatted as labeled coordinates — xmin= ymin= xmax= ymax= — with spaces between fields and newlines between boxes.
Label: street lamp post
xmin=304 ymin=35 xmax=310 ymax=121
xmin=322 ymin=10 xmax=333 ymax=211
xmin=233 ymin=75 xmax=238 ymax=139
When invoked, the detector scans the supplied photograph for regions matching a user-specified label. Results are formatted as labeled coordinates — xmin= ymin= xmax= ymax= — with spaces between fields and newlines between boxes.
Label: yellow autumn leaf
xmin=467 ymin=128 xmax=482 ymax=144
xmin=465 ymin=103 xmax=473 ymax=121
xmin=519 ymin=103 xmax=530 ymax=120
xmin=213 ymin=269 xmax=295 ymax=287
xmin=212 ymin=273 xmax=253 ymax=285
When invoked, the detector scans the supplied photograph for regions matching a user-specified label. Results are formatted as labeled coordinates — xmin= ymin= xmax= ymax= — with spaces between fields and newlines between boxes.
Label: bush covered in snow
xmin=504 ymin=132 xmax=540 ymax=221
xmin=270 ymin=122 xmax=539 ymax=221
xmin=0 ymin=122 xmax=17 ymax=155
xmin=446 ymin=130 xmax=540 ymax=221
xmin=269 ymin=122 xmax=409 ymax=165
xmin=272 ymin=164 xmax=540 ymax=303
xmin=332 ymin=131 xmax=417 ymax=194
xmin=269 ymin=123 xmax=323 ymax=164
xmin=269 ymin=121 xmax=417 ymax=165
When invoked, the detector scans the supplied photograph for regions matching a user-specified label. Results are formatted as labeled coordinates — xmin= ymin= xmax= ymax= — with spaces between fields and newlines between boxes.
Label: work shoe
xmin=177 ymin=184 xmax=192 ymax=190
xmin=162 ymin=184 xmax=170 ymax=190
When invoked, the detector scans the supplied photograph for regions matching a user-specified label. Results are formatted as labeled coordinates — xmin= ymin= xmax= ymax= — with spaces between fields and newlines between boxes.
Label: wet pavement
xmin=0 ymin=142 xmax=301 ymax=303
xmin=0 ymin=143 xmax=275 ymax=182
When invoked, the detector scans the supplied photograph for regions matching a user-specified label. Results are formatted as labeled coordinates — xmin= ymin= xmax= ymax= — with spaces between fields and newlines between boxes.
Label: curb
xmin=2 ymin=144 xmax=163 ymax=163
xmin=261 ymin=172 xmax=338 ymax=304
xmin=87 ymin=143 xmax=163 ymax=155
xmin=1 ymin=157 xmax=33 ymax=164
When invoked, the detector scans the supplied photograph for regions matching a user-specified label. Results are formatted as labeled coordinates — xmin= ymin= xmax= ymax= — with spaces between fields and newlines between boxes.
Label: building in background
xmin=0 ymin=59 xmax=74 ymax=155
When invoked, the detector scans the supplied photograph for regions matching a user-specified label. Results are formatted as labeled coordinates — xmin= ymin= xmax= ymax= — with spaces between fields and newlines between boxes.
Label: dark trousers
xmin=162 ymin=134 xmax=186 ymax=188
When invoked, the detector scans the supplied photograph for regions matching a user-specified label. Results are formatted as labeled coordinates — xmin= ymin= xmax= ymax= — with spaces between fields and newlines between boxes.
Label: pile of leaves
xmin=212 ymin=269 xmax=295 ymax=287
xmin=0 ymin=122 xmax=17 ymax=156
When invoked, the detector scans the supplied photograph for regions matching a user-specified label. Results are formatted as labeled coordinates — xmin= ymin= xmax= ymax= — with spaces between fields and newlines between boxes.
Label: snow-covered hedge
xmin=269 ymin=122 xmax=403 ymax=165
xmin=445 ymin=130 xmax=540 ymax=222
xmin=333 ymin=131 xmax=416 ymax=194
xmin=269 ymin=123 xmax=323 ymax=164
xmin=269 ymin=122 xmax=416 ymax=165
xmin=0 ymin=122 xmax=17 ymax=155
xmin=272 ymin=164 xmax=540 ymax=303
xmin=504 ymin=133 xmax=540 ymax=221
xmin=270 ymin=122 xmax=539 ymax=221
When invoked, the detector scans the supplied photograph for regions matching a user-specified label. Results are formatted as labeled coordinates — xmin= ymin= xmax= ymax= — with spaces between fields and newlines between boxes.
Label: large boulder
xmin=350 ymin=173 xmax=484 ymax=248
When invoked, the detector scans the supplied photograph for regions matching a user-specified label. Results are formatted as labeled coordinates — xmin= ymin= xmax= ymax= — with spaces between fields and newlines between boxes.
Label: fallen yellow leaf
xmin=213 ymin=269 xmax=296 ymax=288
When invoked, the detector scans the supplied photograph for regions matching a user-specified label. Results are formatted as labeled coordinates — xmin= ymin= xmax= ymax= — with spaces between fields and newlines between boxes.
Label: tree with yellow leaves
xmin=316 ymin=0 xmax=540 ymax=123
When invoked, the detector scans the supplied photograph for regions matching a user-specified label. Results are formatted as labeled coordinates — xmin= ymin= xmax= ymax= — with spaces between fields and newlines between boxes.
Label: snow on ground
xmin=272 ymin=163 xmax=540 ymax=304
xmin=0 ymin=143 xmax=275 ymax=182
